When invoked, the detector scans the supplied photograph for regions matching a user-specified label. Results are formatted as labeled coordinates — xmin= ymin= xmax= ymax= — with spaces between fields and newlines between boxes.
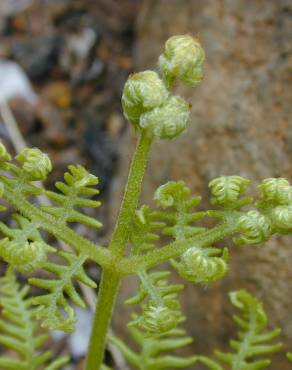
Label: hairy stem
xmin=108 ymin=133 xmax=153 ymax=259
xmin=119 ymin=223 xmax=238 ymax=275
xmin=85 ymin=271 xmax=120 ymax=370
xmin=85 ymin=133 xmax=152 ymax=370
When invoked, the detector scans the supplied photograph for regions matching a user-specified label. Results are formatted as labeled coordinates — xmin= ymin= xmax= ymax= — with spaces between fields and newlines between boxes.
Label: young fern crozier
xmin=0 ymin=34 xmax=291 ymax=370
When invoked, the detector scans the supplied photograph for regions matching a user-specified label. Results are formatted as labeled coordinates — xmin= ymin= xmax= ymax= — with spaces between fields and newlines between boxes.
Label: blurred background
xmin=0 ymin=0 xmax=291 ymax=369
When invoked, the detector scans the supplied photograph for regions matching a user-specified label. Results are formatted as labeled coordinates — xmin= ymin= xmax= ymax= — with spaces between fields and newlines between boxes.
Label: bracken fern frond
xmin=42 ymin=164 xmax=102 ymax=229
xmin=195 ymin=290 xmax=282 ymax=370
xmin=29 ymin=251 xmax=97 ymax=332
xmin=125 ymin=269 xmax=184 ymax=335
xmin=109 ymin=325 xmax=196 ymax=369
xmin=0 ymin=268 xmax=69 ymax=370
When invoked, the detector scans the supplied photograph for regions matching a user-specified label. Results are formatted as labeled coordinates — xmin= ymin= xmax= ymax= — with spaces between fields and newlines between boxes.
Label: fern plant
xmin=194 ymin=290 xmax=282 ymax=370
xmin=0 ymin=34 xmax=291 ymax=370
xmin=0 ymin=268 xmax=69 ymax=370
xmin=109 ymin=289 xmax=281 ymax=370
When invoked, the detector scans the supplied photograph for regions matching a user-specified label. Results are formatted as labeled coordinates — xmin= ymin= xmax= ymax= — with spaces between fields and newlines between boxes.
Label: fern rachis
xmin=0 ymin=34 xmax=290 ymax=370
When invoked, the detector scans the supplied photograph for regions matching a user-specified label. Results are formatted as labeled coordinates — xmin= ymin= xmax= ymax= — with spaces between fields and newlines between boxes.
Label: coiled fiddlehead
xmin=0 ymin=146 xmax=46 ymax=197
xmin=158 ymin=34 xmax=205 ymax=88
xmin=0 ymin=268 xmax=69 ymax=370
xmin=194 ymin=290 xmax=282 ymax=370
xmin=172 ymin=246 xmax=228 ymax=284
xmin=125 ymin=269 xmax=184 ymax=335
xmin=257 ymin=178 xmax=292 ymax=234
xmin=208 ymin=176 xmax=250 ymax=209
xmin=122 ymin=35 xmax=204 ymax=142
xmin=29 ymin=251 xmax=97 ymax=332
xmin=139 ymin=95 xmax=190 ymax=140
xmin=234 ymin=211 xmax=272 ymax=245
xmin=122 ymin=70 xmax=169 ymax=127
xmin=257 ymin=178 xmax=292 ymax=206
xmin=207 ymin=176 xmax=281 ymax=246
xmin=16 ymin=148 xmax=52 ymax=181
xmin=0 ymin=214 xmax=54 ymax=272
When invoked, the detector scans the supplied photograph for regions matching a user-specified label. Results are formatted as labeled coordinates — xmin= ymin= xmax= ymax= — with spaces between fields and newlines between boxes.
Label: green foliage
xmin=130 ymin=204 xmax=165 ymax=254
xmin=122 ymin=70 xmax=169 ymax=127
xmin=43 ymin=164 xmax=102 ymax=229
xmin=234 ymin=211 xmax=272 ymax=245
xmin=0 ymin=148 xmax=45 ymax=197
xmin=154 ymin=181 xmax=205 ymax=240
xmin=111 ymin=289 xmax=281 ymax=370
xmin=0 ymin=268 xmax=69 ymax=370
xmin=121 ymin=36 xmax=202 ymax=140
xmin=139 ymin=95 xmax=190 ymax=139
xmin=172 ymin=245 xmax=228 ymax=284
xmin=109 ymin=325 xmax=196 ymax=369
xmin=0 ymin=34 xmax=291 ymax=370
xmin=152 ymin=180 xmax=228 ymax=283
xmin=0 ymin=146 xmax=102 ymax=333
xmin=0 ymin=142 xmax=11 ymax=161
xmin=16 ymin=148 xmax=52 ymax=181
xmin=125 ymin=269 xmax=184 ymax=335
xmin=195 ymin=290 xmax=282 ymax=370
xmin=29 ymin=251 xmax=96 ymax=332
xmin=208 ymin=176 xmax=250 ymax=208
xmin=256 ymin=178 xmax=292 ymax=234
xmin=158 ymin=34 xmax=205 ymax=88
xmin=0 ymin=214 xmax=54 ymax=272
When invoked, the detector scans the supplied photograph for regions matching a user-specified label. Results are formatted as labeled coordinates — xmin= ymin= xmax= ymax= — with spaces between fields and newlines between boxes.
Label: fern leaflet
xmin=109 ymin=325 xmax=196 ymax=369
xmin=0 ymin=268 xmax=69 ymax=369
xmin=195 ymin=290 xmax=282 ymax=370
xmin=29 ymin=251 xmax=96 ymax=332
xmin=42 ymin=165 xmax=102 ymax=229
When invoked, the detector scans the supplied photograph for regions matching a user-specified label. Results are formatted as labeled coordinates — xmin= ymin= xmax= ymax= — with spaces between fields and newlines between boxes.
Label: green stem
xmin=85 ymin=133 xmax=152 ymax=370
xmin=119 ymin=223 xmax=238 ymax=275
xmin=109 ymin=132 xmax=153 ymax=259
xmin=85 ymin=271 xmax=120 ymax=369
xmin=231 ymin=309 xmax=257 ymax=370
xmin=1 ymin=183 xmax=111 ymax=267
